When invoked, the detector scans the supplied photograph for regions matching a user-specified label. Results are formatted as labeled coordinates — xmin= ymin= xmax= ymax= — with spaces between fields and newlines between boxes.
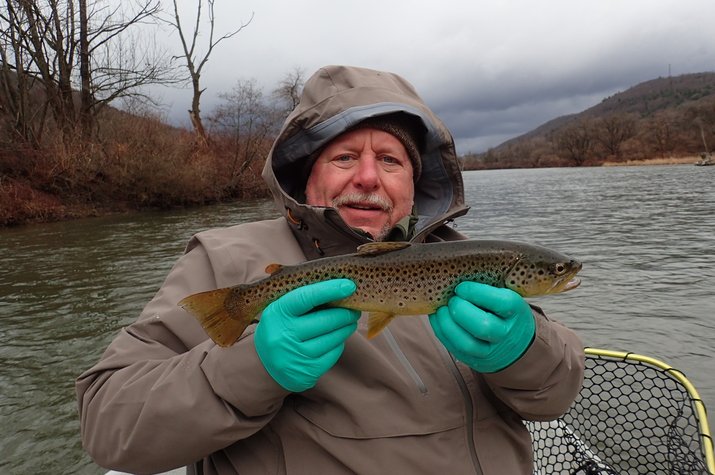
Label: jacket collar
xmin=282 ymin=201 xmax=469 ymax=260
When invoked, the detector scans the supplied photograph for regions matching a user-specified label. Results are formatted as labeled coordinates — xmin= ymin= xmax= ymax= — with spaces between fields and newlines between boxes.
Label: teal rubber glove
xmin=254 ymin=279 xmax=360 ymax=392
xmin=429 ymin=282 xmax=536 ymax=373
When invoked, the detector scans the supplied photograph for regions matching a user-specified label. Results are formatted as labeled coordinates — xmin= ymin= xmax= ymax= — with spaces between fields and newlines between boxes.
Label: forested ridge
xmin=463 ymin=72 xmax=715 ymax=169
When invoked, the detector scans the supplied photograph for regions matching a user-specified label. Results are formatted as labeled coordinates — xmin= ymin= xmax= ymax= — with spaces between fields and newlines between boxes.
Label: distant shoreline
xmin=2 ymin=156 xmax=705 ymax=228
xmin=601 ymin=156 xmax=699 ymax=167
xmin=463 ymin=155 xmax=702 ymax=172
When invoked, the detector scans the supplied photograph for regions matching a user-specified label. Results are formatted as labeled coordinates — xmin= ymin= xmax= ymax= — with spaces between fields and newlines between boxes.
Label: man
xmin=77 ymin=65 xmax=584 ymax=474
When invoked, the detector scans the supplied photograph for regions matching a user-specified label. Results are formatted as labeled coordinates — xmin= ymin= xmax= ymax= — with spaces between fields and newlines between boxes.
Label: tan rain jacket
xmin=77 ymin=65 xmax=584 ymax=474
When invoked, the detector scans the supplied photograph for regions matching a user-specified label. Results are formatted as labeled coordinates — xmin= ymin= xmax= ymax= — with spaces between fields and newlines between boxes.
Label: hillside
xmin=464 ymin=72 xmax=715 ymax=169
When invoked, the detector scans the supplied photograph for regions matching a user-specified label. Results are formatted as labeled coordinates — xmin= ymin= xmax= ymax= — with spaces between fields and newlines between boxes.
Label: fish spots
xmin=257 ymin=242 xmax=566 ymax=313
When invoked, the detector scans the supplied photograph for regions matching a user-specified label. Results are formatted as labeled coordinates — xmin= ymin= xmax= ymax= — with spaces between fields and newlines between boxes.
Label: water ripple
xmin=1 ymin=169 xmax=713 ymax=473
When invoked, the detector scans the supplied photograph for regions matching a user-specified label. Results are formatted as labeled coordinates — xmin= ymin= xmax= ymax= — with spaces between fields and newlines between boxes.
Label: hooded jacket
xmin=266 ymin=64 xmax=469 ymax=257
xmin=76 ymin=65 xmax=584 ymax=475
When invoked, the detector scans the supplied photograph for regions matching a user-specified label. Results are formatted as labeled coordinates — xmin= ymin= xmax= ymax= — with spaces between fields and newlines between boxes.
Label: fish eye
xmin=553 ymin=263 xmax=567 ymax=275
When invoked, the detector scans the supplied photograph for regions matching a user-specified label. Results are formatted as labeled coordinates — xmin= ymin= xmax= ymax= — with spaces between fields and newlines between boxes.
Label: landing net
xmin=527 ymin=348 xmax=714 ymax=474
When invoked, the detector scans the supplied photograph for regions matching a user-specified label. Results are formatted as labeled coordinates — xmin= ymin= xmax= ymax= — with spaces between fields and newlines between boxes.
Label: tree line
xmin=0 ymin=0 xmax=304 ymax=226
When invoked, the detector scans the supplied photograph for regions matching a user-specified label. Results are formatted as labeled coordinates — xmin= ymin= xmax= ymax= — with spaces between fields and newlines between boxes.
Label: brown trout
xmin=179 ymin=240 xmax=582 ymax=347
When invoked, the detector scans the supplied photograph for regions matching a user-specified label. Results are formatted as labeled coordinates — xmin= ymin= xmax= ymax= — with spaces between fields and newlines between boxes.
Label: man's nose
xmin=351 ymin=156 xmax=380 ymax=190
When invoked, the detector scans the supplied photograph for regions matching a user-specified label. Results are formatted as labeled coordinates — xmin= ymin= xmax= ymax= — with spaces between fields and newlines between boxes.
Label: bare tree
xmin=685 ymin=99 xmax=715 ymax=155
xmin=0 ymin=0 xmax=178 ymax=142
xmin=272 ymin=66 xmax=304 ymax=120
xmin=0 ymin=0 xmax=46 ymax=144
xmin=694 ymin=117 xmax=710 ymax=155
xmin=85 ymin=1 xmax=181 ymax=117
xmin=649 ymin=116 xmax=674 ymax=158
xmin=167 ymin=0 xmax=253 ymax=142
xmin=594 ymin=114 xmax=636 ymax=159
xmin=12 ymin=0 xmax=78 ymax=135
xmin=209 ymin=78 xmax=279 ymax=182
xmin=555 ymin=121 xmax=593 ymax=166
xmin=79 ymin=0 xmax=91 ymax=130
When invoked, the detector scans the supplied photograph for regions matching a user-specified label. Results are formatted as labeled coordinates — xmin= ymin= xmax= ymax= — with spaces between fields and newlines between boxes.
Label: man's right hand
xmin=254 ymin=279 xmax=360 ymax=392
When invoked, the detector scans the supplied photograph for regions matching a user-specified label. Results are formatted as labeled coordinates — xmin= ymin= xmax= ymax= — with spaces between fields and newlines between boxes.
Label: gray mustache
xmin=332 ymin=193 xmax=393 ymax=212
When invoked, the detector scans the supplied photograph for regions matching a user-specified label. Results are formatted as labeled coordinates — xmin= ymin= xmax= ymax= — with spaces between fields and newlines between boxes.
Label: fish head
xmin=504 ymin=248 xmax=582 ymax=297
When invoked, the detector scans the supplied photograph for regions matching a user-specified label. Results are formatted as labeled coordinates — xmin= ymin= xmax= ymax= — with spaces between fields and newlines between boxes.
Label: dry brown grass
xmin=601 ymin=156 xmax=699 ymax=166
xmin=0 ymin=110 xmax=270 ymax=226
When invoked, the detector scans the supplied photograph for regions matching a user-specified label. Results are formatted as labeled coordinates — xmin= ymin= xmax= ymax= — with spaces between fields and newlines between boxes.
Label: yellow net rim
xmin=585 ymin=348 xmax=714 ymax=474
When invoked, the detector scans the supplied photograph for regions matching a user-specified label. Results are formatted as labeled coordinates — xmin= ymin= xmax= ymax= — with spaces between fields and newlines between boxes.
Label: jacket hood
xmin=261 ymin=65 xmax=468 ymax=259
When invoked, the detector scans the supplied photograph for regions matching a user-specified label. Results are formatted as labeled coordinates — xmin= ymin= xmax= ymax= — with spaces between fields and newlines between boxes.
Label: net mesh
xmin=526 ymin=351 xmax=712 ymax=474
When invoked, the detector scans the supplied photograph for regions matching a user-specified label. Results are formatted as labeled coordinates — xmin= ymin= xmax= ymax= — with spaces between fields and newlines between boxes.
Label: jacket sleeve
xmin=482 ymin=308 xmax=585 ymax=421
xmin=76 ymin=237 xmax=289 ymax=474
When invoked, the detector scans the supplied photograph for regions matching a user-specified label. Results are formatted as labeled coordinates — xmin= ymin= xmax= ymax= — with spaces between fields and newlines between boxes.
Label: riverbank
xmin=0 ymin=111 xmax=274 ymax=228
xmin=1 ymin=156 xmax=702 ymax=228
xmin=0 ymin=176 xmax=179 ymax=227
xmin=0 ymin=176 xmax=270 ymax=227
xmin=601 ymin=156 xmax=699 ymax=166
xmin=1 ymin=157 xmax=271 ymax=228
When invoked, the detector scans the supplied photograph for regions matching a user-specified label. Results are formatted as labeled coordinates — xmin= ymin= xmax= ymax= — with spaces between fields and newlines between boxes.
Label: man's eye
xmin=331 ymin=155 xmax=355 ymax=168
xmin=381 ymin=155 xmax=399 ymax=165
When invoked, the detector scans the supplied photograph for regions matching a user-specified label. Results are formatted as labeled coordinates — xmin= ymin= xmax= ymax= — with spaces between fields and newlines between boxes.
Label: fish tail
xmin=179 ymin=288 xmax=251 ymax=347
xmin=367 ymin=311 xmax=397 ymax=339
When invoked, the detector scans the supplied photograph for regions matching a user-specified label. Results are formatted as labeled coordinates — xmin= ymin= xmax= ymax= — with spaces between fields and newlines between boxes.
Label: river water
xmin=1 ymin=165 xmax=713 ymax=474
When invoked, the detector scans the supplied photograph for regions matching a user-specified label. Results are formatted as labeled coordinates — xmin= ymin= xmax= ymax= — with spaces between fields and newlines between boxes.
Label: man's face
xmin=305 ymin=128 xmax=415 ymax=241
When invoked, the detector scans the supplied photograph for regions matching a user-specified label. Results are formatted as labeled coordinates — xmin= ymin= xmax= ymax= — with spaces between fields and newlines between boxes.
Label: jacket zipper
xmin=422 ymin=317 xmax=484 ymax=475
xmin=382 ymin=328 xmax=428 ymax=395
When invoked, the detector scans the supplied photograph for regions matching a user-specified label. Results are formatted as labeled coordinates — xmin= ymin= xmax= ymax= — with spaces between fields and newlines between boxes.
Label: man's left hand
xmin=429 ymin=282 xmax=536 ymax=373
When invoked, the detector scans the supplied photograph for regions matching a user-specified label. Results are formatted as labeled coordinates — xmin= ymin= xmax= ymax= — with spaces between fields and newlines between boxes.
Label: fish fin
xmin=179 ymin=288 xmax=249 ymax=347
xmin=265 ymin=263 xmax=283 ymax=275
xmin=357 ymin=241 xmax=411 ymax=257
xmin=367 ymin=311 xmax=397 ymax=338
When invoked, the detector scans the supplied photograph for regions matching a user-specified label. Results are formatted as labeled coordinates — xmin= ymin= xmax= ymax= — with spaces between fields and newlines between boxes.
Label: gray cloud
xmin=154 ymin=0 xmax=715 ymax=154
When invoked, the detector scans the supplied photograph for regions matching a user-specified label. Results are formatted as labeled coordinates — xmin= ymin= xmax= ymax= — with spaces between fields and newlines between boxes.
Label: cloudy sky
xmin=149 ymin=0 xmax=715 ymax=154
